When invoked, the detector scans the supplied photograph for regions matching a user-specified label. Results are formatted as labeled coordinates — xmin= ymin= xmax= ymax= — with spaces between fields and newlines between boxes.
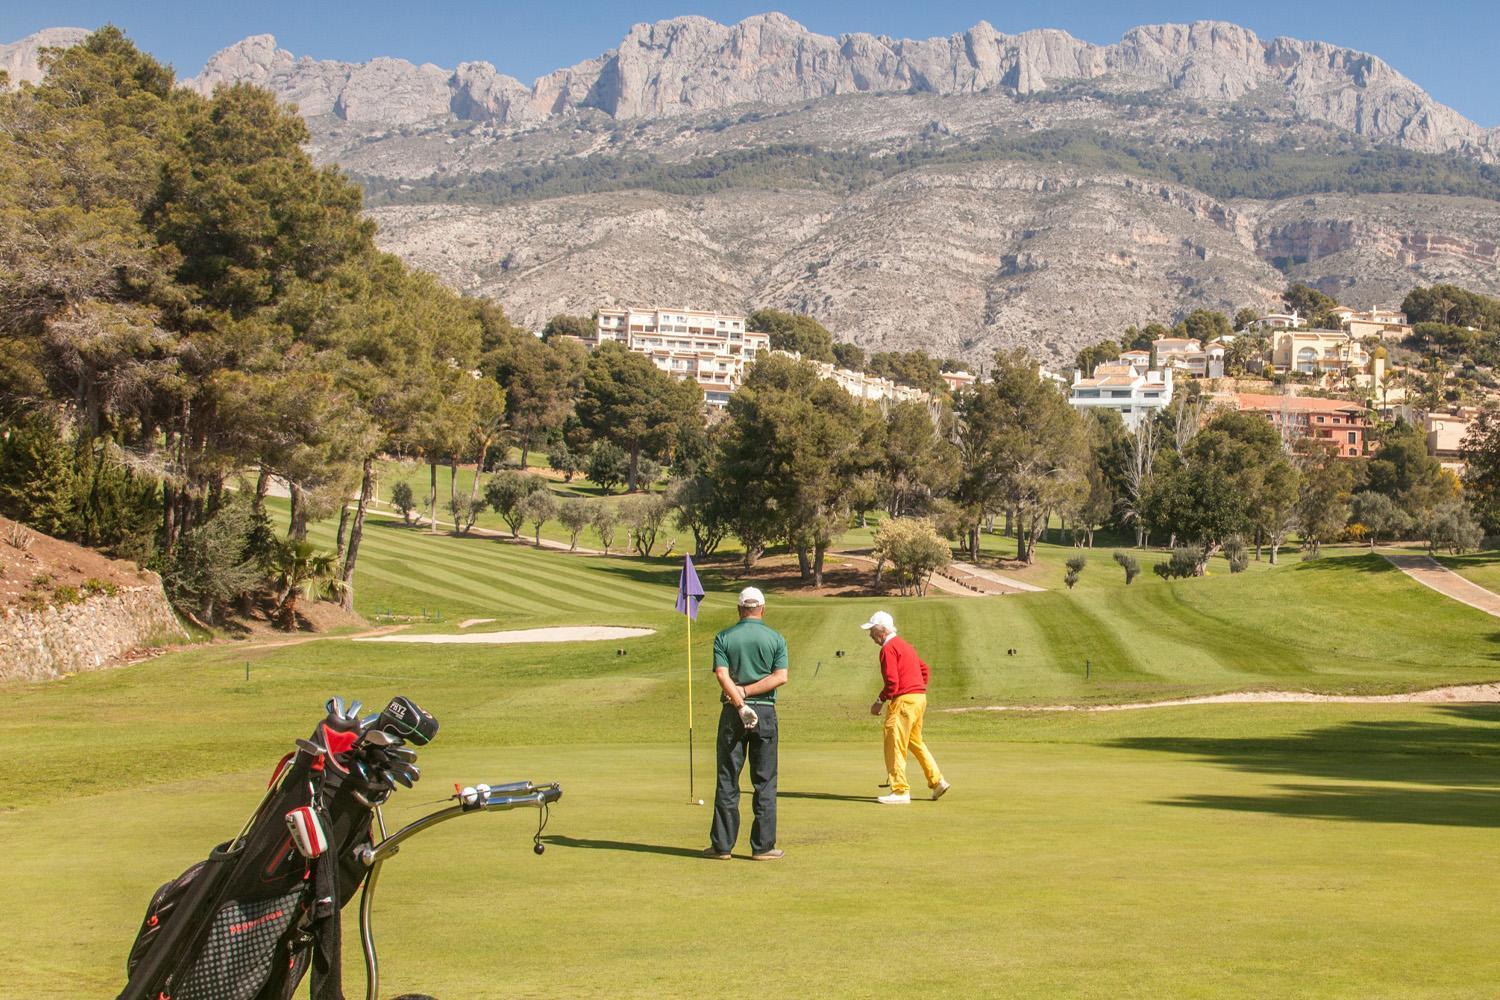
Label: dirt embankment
xmin=0 ymin=515 xmax=160 ymax=613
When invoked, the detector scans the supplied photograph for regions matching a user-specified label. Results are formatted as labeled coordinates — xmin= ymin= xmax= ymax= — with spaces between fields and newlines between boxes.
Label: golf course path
xmin=948 ymin=561 xmax=1046 ymax=593
xmin=835 ymin=553 xmax=983 ymax=597
xmin=1383 ymin=552 xmax=1500 ymax=617
xmin=950 ymin=681 xmax=1500 ymax=713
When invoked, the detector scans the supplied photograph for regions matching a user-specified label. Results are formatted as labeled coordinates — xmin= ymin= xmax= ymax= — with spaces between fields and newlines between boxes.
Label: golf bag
xmin=118 ymin=697 xmax=437 ymax=1000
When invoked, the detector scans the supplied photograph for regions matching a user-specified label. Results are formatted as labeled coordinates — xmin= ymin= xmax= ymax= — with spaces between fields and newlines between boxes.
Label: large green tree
xmin=747 ymin=308 xmax=835 ymax=363
xmin=575 ymin=342 xmax=703 ymax=491
xmin=718 ymin=354 xmax=866 ymax=584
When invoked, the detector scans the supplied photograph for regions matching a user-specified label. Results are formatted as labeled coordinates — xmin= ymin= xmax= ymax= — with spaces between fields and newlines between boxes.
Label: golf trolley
xmin=117 ymin=696 xmax=562 ymax=1000
xmin=357 ymin=778 xmax=561 ymax=1000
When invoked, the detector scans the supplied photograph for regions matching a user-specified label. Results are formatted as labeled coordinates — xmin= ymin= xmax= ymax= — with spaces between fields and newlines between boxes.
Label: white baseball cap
xmin=860 ymin=610 xmax=895 ymax=632
xmin=738 ymin=586 xmax=766 ymax=607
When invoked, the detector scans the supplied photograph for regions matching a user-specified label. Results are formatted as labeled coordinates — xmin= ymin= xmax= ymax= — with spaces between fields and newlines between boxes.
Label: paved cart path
xmin=1383 ymin=552 xmax=1500 ymax=618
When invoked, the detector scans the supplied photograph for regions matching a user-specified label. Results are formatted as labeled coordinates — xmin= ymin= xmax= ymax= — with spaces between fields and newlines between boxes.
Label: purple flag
xmin=675 ymin=554 xmax=705 ymax=621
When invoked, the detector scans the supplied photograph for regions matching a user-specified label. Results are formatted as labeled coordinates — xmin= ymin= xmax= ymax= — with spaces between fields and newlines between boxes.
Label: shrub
xmin=51 ymin=584 xmax=82 ymax=605
xmin=1153 ymin=547 xmax=1202 ymax=580
xmin=484 ymin=471 xmax=548 ymax=537
xmin=548 ymin=442 xmax=585 ymax=482
xmin=521 ymin=489 xmax=558 ymax=545
xmin=592 ymin=503 xmax=620 ymax=555
xmin=160 ymin=496 xmax=263 ymax=624
xmin=557 ymin=500 xmax=595 ymax=552
xmin=6 ymin=523 xmax=34 ymax=551
xmin=622 ymin=493 xmax=670 ymax=556
xmin=81 ymin=578 xmax=119 ymax=598
xmin=391 ymin=481 xmax=416 ymax=524
xmin=447 ymin=494 xmax=483 ymax=535
xmin=1064 ymin=555 xmax=1086 ymax=590
xmin=586 ymin=441 xmax=629 ymax=494
xmin=1169 ymin=545 xmax=1203 ymax=578
xmin=872 ymin=518 xmax=951 ymax=596
xmin=636 ymin=457 xmax=663 ymax=490
xmin=1113 ymin=551 xmax=1139 ymax=585
xmin=1224 ymin=536 xmax=1249 ymax=574
xmin=1424 ymin=501 xmax=1484 ymax=554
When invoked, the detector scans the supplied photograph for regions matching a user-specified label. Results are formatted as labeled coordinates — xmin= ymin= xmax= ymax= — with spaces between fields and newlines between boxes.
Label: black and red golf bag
xmin=117 ymin=697 xmax=437 ymax=1000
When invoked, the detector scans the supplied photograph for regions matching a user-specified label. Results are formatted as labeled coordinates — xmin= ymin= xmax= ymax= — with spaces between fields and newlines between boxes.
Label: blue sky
xmin=5 ymin=1 xmax=1498 ymax=126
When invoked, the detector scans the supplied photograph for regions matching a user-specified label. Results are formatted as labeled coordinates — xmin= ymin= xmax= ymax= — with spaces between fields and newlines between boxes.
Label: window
xmin=1316 ymin=415 xmax=1325 ymax=423
xmin=1347 ymin=431 xmax=1356 ymax=444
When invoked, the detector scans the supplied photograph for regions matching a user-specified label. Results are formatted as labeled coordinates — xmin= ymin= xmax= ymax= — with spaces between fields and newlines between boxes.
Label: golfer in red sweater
xmin=861 ymin=610 xmax=950 ymax=804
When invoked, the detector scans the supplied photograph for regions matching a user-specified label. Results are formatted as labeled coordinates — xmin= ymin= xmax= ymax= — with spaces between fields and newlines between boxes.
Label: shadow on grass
xmin=1158 ymin=785 xmax=1500 ymax=827
xmin=1110 ymin=711 xmax=1500 ymax=827
xmin=541 ymin=835 xmax=706 ymax=858
xmin=767 ymin=790 xmax=877 ymax=804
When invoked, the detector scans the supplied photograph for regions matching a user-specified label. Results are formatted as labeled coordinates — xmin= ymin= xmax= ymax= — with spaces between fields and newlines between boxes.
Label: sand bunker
xmin=354 ymin=626 xmax=655 ymax=645
xmin=948 ymin=682 xmax=1500 ymax=714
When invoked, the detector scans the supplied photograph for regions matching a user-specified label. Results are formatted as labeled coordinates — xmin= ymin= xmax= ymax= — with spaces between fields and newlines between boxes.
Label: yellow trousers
xmin=883 ymin=693 xmax=942 ymax=795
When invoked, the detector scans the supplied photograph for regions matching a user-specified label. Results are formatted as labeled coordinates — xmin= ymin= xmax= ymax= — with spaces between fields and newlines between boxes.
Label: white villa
xmin=1152 ymin=337 xmax=1225 ymax=379
xmin=1068 ymin=362 xmax=1174 ymax=431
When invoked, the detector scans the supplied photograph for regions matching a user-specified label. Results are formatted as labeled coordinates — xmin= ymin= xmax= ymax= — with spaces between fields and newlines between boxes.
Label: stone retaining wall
xmin=0 ymin=586 xmax=185 ymax=682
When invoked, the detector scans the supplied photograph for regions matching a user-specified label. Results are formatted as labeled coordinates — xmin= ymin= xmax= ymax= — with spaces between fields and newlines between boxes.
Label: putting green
xmin=6 ymin=707 xmax=1499 ymax=998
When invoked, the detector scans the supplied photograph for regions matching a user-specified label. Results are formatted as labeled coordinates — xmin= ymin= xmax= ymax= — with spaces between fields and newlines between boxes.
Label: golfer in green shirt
xmin=705 ymin=586 xmax=788 ymax=861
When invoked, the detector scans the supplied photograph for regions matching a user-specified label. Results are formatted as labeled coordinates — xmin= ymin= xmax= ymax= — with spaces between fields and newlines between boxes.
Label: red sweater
xmin=878 ymin=635 xmax=930 ymax=701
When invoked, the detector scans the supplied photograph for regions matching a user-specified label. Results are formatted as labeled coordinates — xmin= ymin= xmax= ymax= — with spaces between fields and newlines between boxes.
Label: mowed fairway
xmin=5 ymin=519 xmax=1500 ymax=997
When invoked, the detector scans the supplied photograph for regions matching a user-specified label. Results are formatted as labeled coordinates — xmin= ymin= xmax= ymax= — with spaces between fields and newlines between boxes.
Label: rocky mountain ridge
xmin=6 ymin=19 xmax=1500 ymax=363
xmin=6 ymin=16 xmax=1495 ymax=157
xmin=185 ymin=14 xmax=1500 ymax=159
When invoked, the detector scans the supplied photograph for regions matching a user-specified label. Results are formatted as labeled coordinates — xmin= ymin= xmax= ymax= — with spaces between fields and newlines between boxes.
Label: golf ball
xmin=697 ymin=799 xmax=705 ymax=805
xmin=460 ymin=786 xmax=478 ymax=805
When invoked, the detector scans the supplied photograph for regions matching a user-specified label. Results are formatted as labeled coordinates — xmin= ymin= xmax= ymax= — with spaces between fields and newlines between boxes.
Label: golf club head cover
xmin=376 ymin=696 xmax=439 ymax=746
xmin=286 ymin=805 xmax=329 ymax=859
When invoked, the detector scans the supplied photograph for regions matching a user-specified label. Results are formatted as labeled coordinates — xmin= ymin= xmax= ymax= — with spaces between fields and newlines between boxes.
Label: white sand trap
xmin=354 ymin=625 xmax=654 ymax=645
xmin=458 ymin=618 xmax=496 ymax=629
xmin=948 ymin=682 xmax=1500 ymax=714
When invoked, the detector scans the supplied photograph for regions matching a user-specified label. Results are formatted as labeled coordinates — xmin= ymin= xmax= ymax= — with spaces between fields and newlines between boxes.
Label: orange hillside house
xmin=1233 ymin=393 xmax=1370 ymax=458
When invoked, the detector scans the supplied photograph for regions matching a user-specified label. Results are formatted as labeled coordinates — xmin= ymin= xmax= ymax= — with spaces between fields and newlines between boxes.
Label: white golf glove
xmin=738 ymin=704 xmax=759 ymax=730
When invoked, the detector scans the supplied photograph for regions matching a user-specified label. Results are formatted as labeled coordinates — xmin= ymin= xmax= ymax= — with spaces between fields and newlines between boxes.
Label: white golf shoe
xmin=877 ymin=791 xmax=911 ymax=805
xmin=932 ymin=780 xmax=951 ymax=801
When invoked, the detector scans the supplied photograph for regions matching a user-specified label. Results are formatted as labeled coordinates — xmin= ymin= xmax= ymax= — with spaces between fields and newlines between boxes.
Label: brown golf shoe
xmin=751 ymin=848 xmax=784 ymax=861
xmin=702 ymin=847 xmax=731 ymax=860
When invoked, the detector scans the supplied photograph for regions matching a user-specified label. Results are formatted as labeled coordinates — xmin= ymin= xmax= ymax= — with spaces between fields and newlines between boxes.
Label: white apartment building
xmin=1069 ymin=362 xmax=1174 ymax=431
xmin=593 ymin=307 xmax=769 ymax=407
xmin=796 ymin=356 xmax=930 ymax=404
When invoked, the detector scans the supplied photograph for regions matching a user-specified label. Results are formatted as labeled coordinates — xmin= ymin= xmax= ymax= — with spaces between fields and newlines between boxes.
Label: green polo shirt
xmin=712 ymin=619 xmax=788 ymax=705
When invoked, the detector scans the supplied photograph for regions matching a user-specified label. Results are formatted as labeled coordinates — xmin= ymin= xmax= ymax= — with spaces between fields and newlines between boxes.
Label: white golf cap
xmin=738 ymin=586 xmax=766 ymax=607
xmin=860 ymin=610 xmax=895 ymax=632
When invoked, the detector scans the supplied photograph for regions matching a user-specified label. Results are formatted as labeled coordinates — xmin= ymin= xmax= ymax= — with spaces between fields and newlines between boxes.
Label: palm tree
xmin=268 ymin=538 xmax=343 ymax=628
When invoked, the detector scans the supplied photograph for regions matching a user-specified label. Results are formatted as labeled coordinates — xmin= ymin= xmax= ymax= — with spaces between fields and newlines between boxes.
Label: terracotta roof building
xmin=1233 ymin=393 xmax=1370 ymax=458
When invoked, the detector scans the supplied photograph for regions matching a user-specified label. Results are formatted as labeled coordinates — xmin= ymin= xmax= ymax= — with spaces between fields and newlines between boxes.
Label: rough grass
xmin=5 ymin=518 xmax=1500 ymax=997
